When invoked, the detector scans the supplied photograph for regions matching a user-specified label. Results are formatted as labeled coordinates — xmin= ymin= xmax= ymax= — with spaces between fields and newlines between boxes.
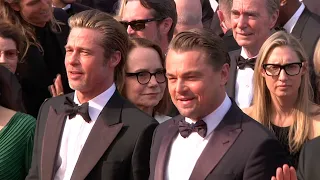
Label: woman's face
xmin=124 ymin=47 xmax=166 ymax=111
xmin=0 ymin=37 xmax=19 ymax=73
xmin=262 ymin=46 xmax=306 ymax=98
xmin=12 ymin=0 xmax=52 ymax=27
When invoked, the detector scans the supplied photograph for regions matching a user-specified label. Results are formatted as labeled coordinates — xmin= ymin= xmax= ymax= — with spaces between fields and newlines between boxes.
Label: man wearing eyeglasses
xmin=121 ymin=0 xmax=177 ymax=54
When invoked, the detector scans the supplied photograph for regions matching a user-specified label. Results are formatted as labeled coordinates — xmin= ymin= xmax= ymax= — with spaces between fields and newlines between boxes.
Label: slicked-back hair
xmin=126 ymin=0 xmax=177 ymax=42
xmin=169 ymin=28 xmax=230 ymax=71
xmin=69 ymin=10 xmax=129 ymax=82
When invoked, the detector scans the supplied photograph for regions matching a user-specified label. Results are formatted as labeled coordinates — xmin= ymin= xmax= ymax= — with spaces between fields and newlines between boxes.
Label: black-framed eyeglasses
xmin=126 ymin=70 xmax=166 ymax=85
xmin=120 ymin=17 xmax=165 ymax=31
xmin=262 ymin=62 xmax=303 ymax=76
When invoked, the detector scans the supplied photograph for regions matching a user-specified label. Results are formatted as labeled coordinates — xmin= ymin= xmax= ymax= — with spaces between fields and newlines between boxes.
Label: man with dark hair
xmin=121 ymin=0 xmax=177 ymax=53
xmin=277 ymin=0 xmax=320 ymax=103
xmin=53 ymin=0 xmax=91 ymax=17
xmin=226 ymin=0 xmax=279 ymax=108
xmin=26 ymin=10 xmax=158 ymax=180
xmin=149 ymin=28 xmax=288 ymax=180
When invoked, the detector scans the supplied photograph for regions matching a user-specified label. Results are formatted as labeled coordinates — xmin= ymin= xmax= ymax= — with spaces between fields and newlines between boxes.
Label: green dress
xmin=0 ymin=112 xmax=36 ymax=180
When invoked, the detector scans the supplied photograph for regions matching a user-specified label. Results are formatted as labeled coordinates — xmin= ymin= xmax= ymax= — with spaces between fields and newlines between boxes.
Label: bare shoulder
xmin=242 ymin=106 xmax=253 ymax=117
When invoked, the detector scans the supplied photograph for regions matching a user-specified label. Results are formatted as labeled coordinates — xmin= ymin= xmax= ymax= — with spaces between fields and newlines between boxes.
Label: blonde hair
xmin=0 ymin=0 xmax=61 ymax=58
xmin=252 ymin=31 xmax=312 ymax=153
xmin=69 ymin=10 xmax=129 ymax=85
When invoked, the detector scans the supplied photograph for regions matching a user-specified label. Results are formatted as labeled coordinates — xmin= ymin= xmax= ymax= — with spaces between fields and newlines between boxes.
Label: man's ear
xmin=217 ymin=10 xmax=228 ymax=34
xmin=221 ymin=63 xmax=230 ymax=86
xmin=159 ymin=17 xmax=173 ymax=36
xmin=108 ymin=51 xmax=121 ymax=68
xmin=8 ymin=2 xmax=21 ymax=12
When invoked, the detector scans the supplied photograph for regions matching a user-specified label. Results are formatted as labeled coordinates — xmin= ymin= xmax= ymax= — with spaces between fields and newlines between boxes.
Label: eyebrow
xmin=231 ymin=9 xmax=259 ymax=17
xmin=131 ymin=68 xmax=164 ymax=73
xmin=65 ymin=45 xmax=93 ymax=52
xmin=166 ymin=70 xmax=203 ymax=77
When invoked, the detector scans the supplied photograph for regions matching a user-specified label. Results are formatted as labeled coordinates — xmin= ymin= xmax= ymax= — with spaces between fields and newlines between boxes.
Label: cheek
xmin=124 ymin=79 xmax=144 ymax=100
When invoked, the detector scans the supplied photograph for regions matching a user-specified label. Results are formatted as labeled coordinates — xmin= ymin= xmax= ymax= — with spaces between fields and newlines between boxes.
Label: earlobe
xmin=280 ymin=0 xmax=287 ymax=6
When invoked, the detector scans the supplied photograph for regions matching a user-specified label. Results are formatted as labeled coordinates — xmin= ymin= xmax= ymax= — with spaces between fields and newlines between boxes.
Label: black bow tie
xmin=64 ymin=96 xmax=91 ymax=123
xmin=237 ymin=56 xmax=256 ymax=70
xmin=178 ymin=119 xmax=207 ymax=138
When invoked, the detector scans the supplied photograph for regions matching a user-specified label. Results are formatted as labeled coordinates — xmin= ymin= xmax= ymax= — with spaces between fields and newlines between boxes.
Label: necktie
xmin=237 ymin=56 xmax=256 ymax=70
xmin=178 ymin=119 xmax=207 ymax=138
xmin=63 ymin=96 xmax=91 ymax=123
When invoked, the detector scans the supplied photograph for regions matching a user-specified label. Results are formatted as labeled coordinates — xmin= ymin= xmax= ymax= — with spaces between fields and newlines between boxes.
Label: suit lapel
xmin=292 ymin=8 xmax=311 ymax=39
xmin=226 ymin=49 xmax=241 ymax=99
xmin=189 ymin=103 xmax=243 ymax=180
xmin=41 ymin=98 xmax=71 ymax=180
xmin=154 ymin=116 xmax=182 ymax=180
xmin=70 ymin=91 xmax=124 ymax=180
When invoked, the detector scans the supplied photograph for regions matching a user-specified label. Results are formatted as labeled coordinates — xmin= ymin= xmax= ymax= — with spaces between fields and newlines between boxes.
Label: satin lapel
xmin=154 ymin=116 xmax=181 ymax=180
xmin=292 ymin=8 xmax=311 ymax=39
xmin=226 ymin=49 xmax=240 ymax=99
xmin=189 ymin=103 xmax=243 ymax=180
xmin=70 ymin=91 xmax=124 ymax=180
xmin=41 ymin=106 xmax=67 ymax=180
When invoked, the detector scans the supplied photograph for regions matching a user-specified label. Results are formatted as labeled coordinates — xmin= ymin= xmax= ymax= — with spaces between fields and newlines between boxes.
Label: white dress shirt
xmin=165 ymin=94 xmax=232 ymax=180
xmin=54 ymin=84 xmax=116 ymax=180
xmin=284 ymin=3 xmax=305 ymax=33
xmin=235 ymin=48 xmax=256 ymax=109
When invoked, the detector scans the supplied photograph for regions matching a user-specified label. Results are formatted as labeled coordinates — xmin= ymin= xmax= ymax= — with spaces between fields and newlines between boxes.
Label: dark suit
xmin=226 ymin=49 xmax=241 ymax=99
xmin=66 ymin=3 xmax=92 ymax=17
xmin=76 ymin=0 xmax=118 ymax=14
xmin=223 ymin=29 xmax=240 ymax=52
xmin=201 ymin=0 xmax=214 ymax=29
xmin=149 ymin=101 xmax=289 ymax=180
xmin=16 ymin=8 xmax=72 ymax=117
xmin=297 ymin=136 xmax=320 ymax=180
xmin=291 ymin=7 xmax=320 ymax=104
xmin=26 ymin=91 xmax=158 ymax=180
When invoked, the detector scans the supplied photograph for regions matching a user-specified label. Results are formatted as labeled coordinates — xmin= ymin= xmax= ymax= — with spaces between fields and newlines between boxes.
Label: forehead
xmin=67 ymin=28 xmax=102 ymax=47
xmin=122 ymin=1 xmax=154 ymax=21
xmin=0 ymin=37 xmax=17 ymax=49
xmin=265 ymin=46 xmax=300 ymax=64
xmin=127 ymin=47 xmax=163 ymax=70
xmin=232 ymin=0 xmax=267 ymax=12
xmin=166 ymin=50 xmax=208 ymax=72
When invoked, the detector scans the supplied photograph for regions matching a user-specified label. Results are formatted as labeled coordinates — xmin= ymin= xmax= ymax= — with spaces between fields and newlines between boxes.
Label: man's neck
xmin=242 ymin=46 xmax=259 ymax=58
xmin=76 ymin=82 xmax=114 ymax=104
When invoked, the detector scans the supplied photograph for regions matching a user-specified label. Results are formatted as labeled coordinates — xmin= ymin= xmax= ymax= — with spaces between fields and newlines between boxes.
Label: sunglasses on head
xmin=120 ymin=17 xmax=164 ymax=31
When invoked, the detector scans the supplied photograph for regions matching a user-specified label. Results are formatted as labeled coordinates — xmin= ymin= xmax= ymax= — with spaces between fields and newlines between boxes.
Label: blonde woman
xmin=314 ymin=40 xmax=320 ymax=103
xmin=0 ymin=0 xmax=72 ymax=117
xmin=243 ymin=31 xmax=320 ymax=168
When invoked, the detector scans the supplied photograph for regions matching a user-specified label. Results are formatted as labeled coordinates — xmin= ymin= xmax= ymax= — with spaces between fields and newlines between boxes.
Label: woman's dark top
xmin=271 ymin=124 xmax=300 ymax=168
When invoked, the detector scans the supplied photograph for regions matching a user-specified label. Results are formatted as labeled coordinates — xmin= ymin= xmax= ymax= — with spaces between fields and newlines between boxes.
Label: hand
xmin=271 ymin=164 xmax=297 ymax=180
xmin=49 ymin=74 xmax=64 ymax=97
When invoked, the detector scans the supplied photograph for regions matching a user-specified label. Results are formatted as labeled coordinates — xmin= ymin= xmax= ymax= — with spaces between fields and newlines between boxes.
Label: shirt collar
xmin=240 ymin=47 xmax=258 ymax=59
xmin=284 ymin=3 xmax=305 ymax=33
xmin=74 ymin=83 xmax=116 ymax=121
xmin=185 ymin=93 xmax=232 ymax=137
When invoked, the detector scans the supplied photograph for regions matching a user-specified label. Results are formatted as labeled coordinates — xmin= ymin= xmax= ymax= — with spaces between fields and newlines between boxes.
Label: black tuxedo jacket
xmin=26 ymin=91 xmax=158 ymax=180
xmin=297 ymin=136 xmax=320 ymax=180
xmin=149 ymin=101 xmax=289 ymax=180
xmin=226 ymin=49 xmax=241 ymax=99
xmin=76 ymin=0 xmax=118 ymax=14
xmin=291 ymin=7 xmax=320 ymax=104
